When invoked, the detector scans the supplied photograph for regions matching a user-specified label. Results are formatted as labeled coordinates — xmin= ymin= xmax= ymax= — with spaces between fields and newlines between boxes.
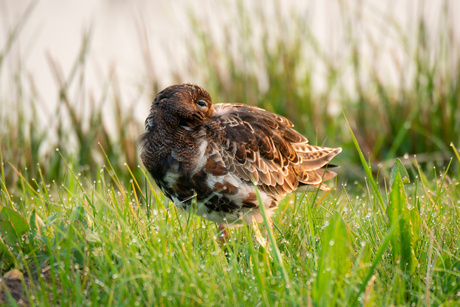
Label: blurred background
xmin=1 ymin=0 xmax=459 ymax=187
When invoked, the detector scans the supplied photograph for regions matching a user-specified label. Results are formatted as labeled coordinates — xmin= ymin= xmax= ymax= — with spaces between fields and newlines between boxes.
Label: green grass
xmin=1 ymin=0 xmax=460 ymax=306
xmin=0 ymin=137 xmax=459 ymax=306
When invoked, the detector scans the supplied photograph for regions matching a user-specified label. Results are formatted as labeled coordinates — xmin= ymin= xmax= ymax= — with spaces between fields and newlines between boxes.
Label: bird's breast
xmin=146 ymin=137 xmax=209 ymax=202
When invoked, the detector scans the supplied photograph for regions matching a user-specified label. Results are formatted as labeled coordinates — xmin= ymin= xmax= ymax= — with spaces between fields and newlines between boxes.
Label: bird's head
xmin=145 ymin=83 xmax=215 ymax=131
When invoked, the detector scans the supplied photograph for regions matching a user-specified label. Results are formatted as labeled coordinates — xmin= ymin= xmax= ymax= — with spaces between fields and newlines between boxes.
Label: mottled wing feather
xmin=207 ymin=103 xmax=341 ymax=197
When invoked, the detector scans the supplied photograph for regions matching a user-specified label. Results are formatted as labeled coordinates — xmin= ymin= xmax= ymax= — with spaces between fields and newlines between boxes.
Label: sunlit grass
xmin=1 ymin=144 xmax=459 ymax=306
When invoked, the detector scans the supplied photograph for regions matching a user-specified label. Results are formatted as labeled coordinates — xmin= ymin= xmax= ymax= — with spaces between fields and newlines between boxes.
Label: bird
xmin=140 ymin=83 xmax=341 ymax=244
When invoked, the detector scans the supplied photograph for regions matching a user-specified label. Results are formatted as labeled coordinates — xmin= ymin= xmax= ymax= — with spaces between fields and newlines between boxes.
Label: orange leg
xmin=218 ymin=223 xmax=228 ymax=246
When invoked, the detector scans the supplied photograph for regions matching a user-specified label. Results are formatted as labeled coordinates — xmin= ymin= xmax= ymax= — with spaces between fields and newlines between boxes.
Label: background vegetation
xmin=0 ymin=1 xmax=459 ymax=306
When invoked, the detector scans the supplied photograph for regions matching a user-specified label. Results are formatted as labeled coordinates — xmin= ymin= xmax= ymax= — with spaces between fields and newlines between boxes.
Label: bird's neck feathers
xmin=145 ymin=107 xmax=199 ymax=142
xmin=145 ymin=106 xmax=180 ymax=129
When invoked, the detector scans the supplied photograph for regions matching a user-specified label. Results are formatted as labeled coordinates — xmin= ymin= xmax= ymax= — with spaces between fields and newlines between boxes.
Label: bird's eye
xmin=196 ymin=100 xmax=207 ymax=108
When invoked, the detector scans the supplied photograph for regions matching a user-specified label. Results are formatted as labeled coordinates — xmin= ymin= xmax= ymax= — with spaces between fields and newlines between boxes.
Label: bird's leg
xmin=252 ymin=217 xmax=267 ymax=248
xmin=218 ymin=223 xmax=228 ymax=246
xmin=265 ymin=218 xmax=273 ymax=243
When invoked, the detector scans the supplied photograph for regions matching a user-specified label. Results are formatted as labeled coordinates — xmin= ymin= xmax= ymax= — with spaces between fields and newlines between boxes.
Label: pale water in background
xmin=1 ymin=0 xmax=459 ymax=128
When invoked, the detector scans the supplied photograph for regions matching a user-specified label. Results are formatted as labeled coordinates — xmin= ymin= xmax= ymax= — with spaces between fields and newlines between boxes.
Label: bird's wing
xmin=206 ymin=103 xmax=341 ymax=197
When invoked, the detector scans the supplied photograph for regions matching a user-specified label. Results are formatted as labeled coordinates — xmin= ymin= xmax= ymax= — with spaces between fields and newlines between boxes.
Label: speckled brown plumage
xmin=140 ymin=83 xmax=341 ymax=227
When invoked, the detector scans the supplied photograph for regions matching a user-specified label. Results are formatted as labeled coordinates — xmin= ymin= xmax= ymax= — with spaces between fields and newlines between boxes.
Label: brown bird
xmin=140 ymin=83 xmax=341 ymax=243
